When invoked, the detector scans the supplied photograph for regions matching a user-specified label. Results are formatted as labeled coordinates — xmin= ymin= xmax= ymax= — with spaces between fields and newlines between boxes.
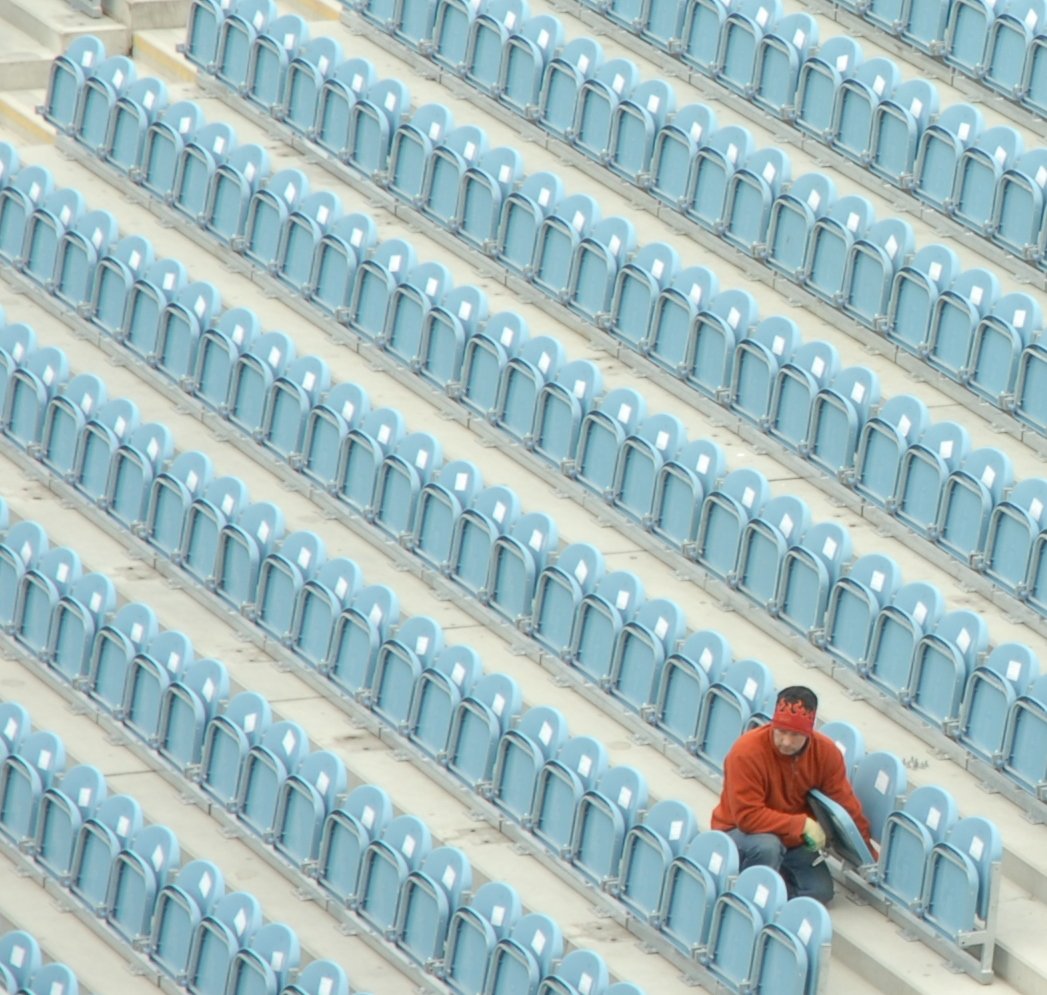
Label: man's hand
xmin=803 ymin=817 xmax=827 ymax=851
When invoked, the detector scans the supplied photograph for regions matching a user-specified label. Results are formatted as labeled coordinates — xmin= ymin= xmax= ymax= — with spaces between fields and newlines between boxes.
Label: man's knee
xmin=735 ymin=832 xmax=785 ymax=870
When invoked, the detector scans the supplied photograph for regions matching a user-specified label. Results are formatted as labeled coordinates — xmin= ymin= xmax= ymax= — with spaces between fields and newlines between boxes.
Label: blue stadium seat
xmin=198 ymin=690 xmax=273 ymax=808
xmin=316 ymin=784 xmax=393 ymax=907
xmin=885 ymin=244 xmax=961 ymax=355
xmin=821 ymin=552 xmax=903 ymax=670
xmin=445 ymin=672 xmax=522 ymax=787
xmin=394 ymin=846 xmax=472 ymax=965
xmin=272 ymin=749 xmax=347 ymax=868
xmin=794 ymin=36 xmax=863 ymax=141
xmin=654 ymin=629 xmax=732 ymax=748
xmin=862 ymin=579 xmax=945 ymax=698
xmin=150 ymin=859 xmax=226 ymax=982
xmin=617 ymin=797 xmax=697 ymax=923
xmin=443 ymin=881 xmax=522 ymax=995
xmin=660 ymin=829 xmax=738 ymax=956
xmin=325 ymin=583 xmax=400 ymax=696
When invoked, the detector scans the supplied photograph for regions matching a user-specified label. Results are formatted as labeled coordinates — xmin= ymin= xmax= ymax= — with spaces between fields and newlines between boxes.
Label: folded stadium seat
xmin=910 ymin=103 xmax=983 ymax=214
xmin=644 ymin=264 xmax=719 ymax=374
xmin=324 ymin=583 xmax=401 ymax=695
xmin=38 ymin=372 xmax=105 ymax=478
xmin=258 ymin=355 xmax=332 ymax=461
xmin=280 ymin=35 xmax=343 ymax=139
xmin=983 ymin=1 xmax=1047 ymax=98
xmin=225 ymin=330 xmax=296 ymax=436
xmin=22 ymin=962 xmax=80 ymax=995
xmin=805 ymin=365 xmax=881 ymax=479
xmin=982 ymin=477 xmax=1047 ymax=595
xmin=386 ymin=103 xmax=455 ymax=205
xmin=617 ymin=798 xmax=697 ymax=925
xmin=884 ymin=243 xmax=961 ymax=355
xmin=0 ymin=318 xmax=34 ymax=408
xmin=370 ymin=614 xmax=445 ymax=726
xmin=175 ymin=473 xmax=251 ymax=579
xmin=81 ymin=601 xmax=158 ymax=714
xmin=878 ymin=784 xmax=958 ymax=910
xmin=240 ymin=167 xmax=309 ymax=271
xmin=538 ymin=950 xmax=611 ymax=995
xmin=307 ymin=212 xmax=377 ymax=319
xmin=528 ymin=541 xmax=605 ymax=656
xmin=121 ymin=632 xmax=198 ymax=742
xmin=702 ymin=864 xmax=787 ymax=991
xmin=185 ymin=891 xmax=263 ymax=995
xmin=214 ymin=0 xmax=277 ymax=92
xmin=693 ymin=466 xmax=770 ymax=580
xmin=852 ymin=751 xmax=907 ymax=848
xmin=818 ymin=718 xmax=866 ymax=777
xmin=958 ymin=642 xmax=1039 ymax=765
xmin=0 ymin=165 xmax=52 ymax=267
xmin=44 ymin=571 xmax=117 ymax=684
xmin=69 ymin=793 xmax=143 ymax=911
xmin=416 ymin=125 xmax=486 ymax=230
xmin=952 ymin=125 xmax=1023 ymax=237
xmin=571 ymin=58 xmax=639 ymax=162
xmin=235 ymin=717 xmax=309 ymax=839
xmin=484 ymin=510 xmax=558 ymax=621
xmin=483 ymin=912 xmax=563 ymax=995
xmin=774 ymin=520 xmax=854 ymax=637
xmin=680 ymin=0 xmax=730 ymax=76
xmin=494 ymin=170 xmax=562 ymax=275
xmin=141 ymin=449 xmax=215 ymax=559
xmin=794 ymin=36 xmax=863 ymax=142
xmin=52 ymin=209 xmax=119 ymax=312
xmin=893 ymin=420 xmax=971 ymax=538
xmin=530 ymin=193 xmax=601 ymax=303
xmin=73 ymin=55 xmax=136 ymax=157
xmin=452 ymin=144 xmax=522 ymax=251
xmin=535 ymin=36 xmax=601 ymax=143
xmin=11 ymin=545 xmax=82 ymax=660
xmin=802 ymin=194 xmax=875 ymax=307
xmin=104 ymin=822 xmax=181 ymax=945
xmin=605 ymin=242 xmax=678 ymax=350
xmin=456 ymin=310 xmax=529 ymax=419
xmin=244 ymin=12 xmax=308 ymax=113
xmin=399 ymin=0 xmax=441 ymax=49
xmin=406 ymin=644 xmax=484 ymax=758
xmin=831 ymin=57 xmax=901 ymax=166
xmin=417 ymin=283 xmax=490 ymax=387
xmin=567 ymin=217 xmax=637 ymax=322
xmin=2 ymin=346 xmax=67 ymax=452
xmin=20 ymin=188 xmax=86 ymax=288
xmin=686 ymin=124 xmax=754 ymax=235
xmin=842 ymin=217 xmax=916 ymax=330
xmin=943 ymin=0 xmax=997 ymax=75
xmin=344 ymin=237 xmax=416 ymax=341
xmin=135 ymin=100 xmax=206 ymax=202
xmin=253 ymin=528 xmax=326 ymax=641
xmin=991 ymin=149 xmax=1047 ymax=260
xmin=183 ymin=0 xmax=233 ymax=72
xmin=861 ymin=579 xmax=945 ymax=699
xmin=606 ymin=79 xmax=675 ymax=184
xmin=569 ymin=763 xmax=648 ymax=887
xmin=86 ymin=234 xmax=154 ymax=338
xmin=446 ymin=672 xmax=522 ymax=787
xmin=287 ymin=555 xmax=363 ymax=668
xmin=149 ymin=858 xmax=227 ymax=982
xmin=749 ymin=895 xmax=832 ymax=995
xmin=156 ymin=656 xmax=235 ymax=773
xmin=967 ymin=288 xmax=1042 ymax=405
xmin=0 ymin=931 xmax=42 ymax=991
xmin=462 ymin=0 xmax=525 ymax=95
xmin=732 ymin=494 xmax=811 ymax=608
xmin=922 ymin=815 xmax=1002 ymax=952
xmin=499 ymin=14 xmax=564 ymax=117
xmin=356 ymin=814 xmax=433 ymax=933
xmin=566 ymin=570 xmax=645 ymax=686
xmin=394 ymin=845 xmax=473 ymax=965
xmin=379 ymin=260 xmax=452 ymax=366
xmin=104 ymin=419 xmax=173 ymax=525
xmin=270 ymin=189 xmax=343 ymax=295
xmin=197 ymin=690 xmax=273 ymax=809
xmin=313 ymin=57 xmax=376 ymax=160
xmin=490 ymin=334 xmax=562 ymax=442
xmin=0 ymin=702 xmax=31 ymax=756
xmin=851 ymin=394 xmax=929 ymax=511
xmin=333 ymin=405 xmax=405 ymax=515
xmin=272 ymin=748 xmax=347 ymax=867
xmin=934 ymin=446 xmax=1013 ymax=562
xmin=649 ymin=438 xmax=725 ymax=547
xmin=490 ymin=704 xmax=570 ymax=823
xmin=647 ymin=104 xmax=718 ymax=211
xmin=443 ymin=880 xmax=522 ymax=995
xmin=720 ymin=147 xmax=790 ymax=255
xmin=316 ymin=783 xmax=392 ymax=904
xmin=281 ymin=959 xmax=351 ymax=995
xmin=907 ymin=609 xmax=989 ymax=731
xmin=0 ymin=730 xmax=68 ymax=846
xmin=728 ymin=315 xmax=798 ymax=428
xmin=868 ymin=78 xmax=939 ymax=187
xmin=610 ymin=411 xmax=685 ymax=522
xmin=716 ymin=0 xmax=783 ymax=98
xmin=1000 ymin=672 xmax=1047 ymax=795
xmin=530 ymin=358 xmax=602 ymax=468
xmin=695 ymin=657 xmax=776 ymax=772
xmin=447 ymin=483 xmax=520 ymax=595
xmin=691 ymin=288 xmax=760 ymax=398
xmin=607 ymin=596 xmax=686 ymax=712
xmin=750 ymin=12 xmax=818 ymax=119
xmin=30 ymin=761 xmax=105 ymax=881
xmin=1022 ymin=25 xmax=1047 ymax=114
xmin=343 ymin=78 xmax=411 ymax=179
xmin=42 ymin=35 xmax=107 ymax=133
xmin=766 ymin=340 xmax=839 ymax=454
xmin=430 ymin=0 xmax=479 ymax=74
xmin=118 ymin=257 xmax=189 ymax=360
xmin=411 ymin=457 xmax=483 ymax=569
xmin=763 ymin=172 xmax=835 ymax=283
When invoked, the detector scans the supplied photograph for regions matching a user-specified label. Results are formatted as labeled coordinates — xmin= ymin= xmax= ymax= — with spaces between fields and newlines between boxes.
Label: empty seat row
xmin=0 ymin=926 xmax=81 ymax=995
xmin=2 ymin=143 xmax=1045 ymax=823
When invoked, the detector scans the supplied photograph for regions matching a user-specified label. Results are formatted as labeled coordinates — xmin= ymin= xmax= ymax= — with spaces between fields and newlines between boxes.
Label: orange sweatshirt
xmin=710 ymin=725 xmax=872 ymax=849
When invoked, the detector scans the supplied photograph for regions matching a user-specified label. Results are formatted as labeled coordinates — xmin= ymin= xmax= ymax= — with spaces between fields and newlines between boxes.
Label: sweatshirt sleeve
xmin=818 ymin=743 xmax=874 ymax=847
xmin=723 ymin=744 xmax=809 ymax=848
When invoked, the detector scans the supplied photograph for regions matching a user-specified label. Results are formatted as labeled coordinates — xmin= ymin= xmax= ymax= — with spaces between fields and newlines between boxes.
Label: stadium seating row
xmin=0 ymin=927 xmax=81 ymax=994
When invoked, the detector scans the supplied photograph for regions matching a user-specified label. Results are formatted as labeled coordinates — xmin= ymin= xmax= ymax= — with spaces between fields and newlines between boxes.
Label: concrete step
xmin=103 ymin=0 xmax=189 ymax=30
xmin=0 ymin=22 xmax=53 ymax=91
xmin=0 ymin=0 xmax=128 ymax=54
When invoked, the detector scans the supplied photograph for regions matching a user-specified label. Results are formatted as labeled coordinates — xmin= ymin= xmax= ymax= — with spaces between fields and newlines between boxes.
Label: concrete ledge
xmin=0 ymin=0 xmax=129 ymax=52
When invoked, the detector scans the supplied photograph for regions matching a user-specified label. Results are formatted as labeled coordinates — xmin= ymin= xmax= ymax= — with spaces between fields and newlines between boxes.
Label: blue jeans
xmin=726 ymin=829 xmax=834 ymax=905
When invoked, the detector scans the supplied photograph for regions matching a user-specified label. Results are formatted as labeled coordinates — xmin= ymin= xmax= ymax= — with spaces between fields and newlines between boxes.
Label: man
xmin=710 ymin=685 xmax=873 ymax=905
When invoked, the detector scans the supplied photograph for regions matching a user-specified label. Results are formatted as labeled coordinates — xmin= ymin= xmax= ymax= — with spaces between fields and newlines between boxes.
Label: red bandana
xmin=771 ymin=699 xmax=816 ymax=736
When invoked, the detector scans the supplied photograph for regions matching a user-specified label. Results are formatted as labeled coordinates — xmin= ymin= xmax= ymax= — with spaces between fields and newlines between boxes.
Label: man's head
xmin=770 ymin=686 xmax=817 ymax=756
